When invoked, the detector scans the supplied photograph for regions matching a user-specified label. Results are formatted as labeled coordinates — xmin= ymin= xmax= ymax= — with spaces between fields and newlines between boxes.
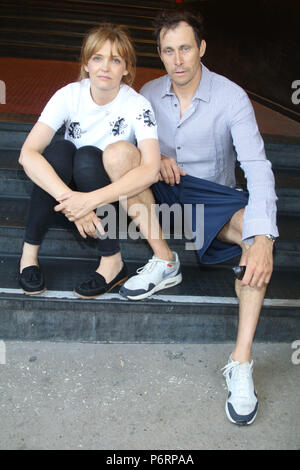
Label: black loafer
xmin=74 ymin=263 xmax=128 ymax=299
xmin=19 ymin=265 xmax=46 ymax=295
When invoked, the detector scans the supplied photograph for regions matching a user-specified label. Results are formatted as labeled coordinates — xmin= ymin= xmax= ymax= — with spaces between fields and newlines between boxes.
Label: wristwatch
xmin=264 ymin=234 xmax=276 ymax=242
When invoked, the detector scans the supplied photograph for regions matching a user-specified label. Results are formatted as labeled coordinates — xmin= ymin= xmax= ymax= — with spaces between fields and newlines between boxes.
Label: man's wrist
xmin=255 ymin=234 xmax=276 ymax=243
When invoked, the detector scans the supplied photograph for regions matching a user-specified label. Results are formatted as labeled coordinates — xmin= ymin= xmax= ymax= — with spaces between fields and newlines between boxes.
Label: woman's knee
xmin=103 ymin=141 xmax=140 ymax=180
xmin=73 ymin=145 xmax=103 ymax=171
xmin=45 ymin=139 xmax=76 ymax=161
xmin=44 ymin=139 xmax=76 ymax=180
xmin=73 ymin=145 xmax=108 ymax=189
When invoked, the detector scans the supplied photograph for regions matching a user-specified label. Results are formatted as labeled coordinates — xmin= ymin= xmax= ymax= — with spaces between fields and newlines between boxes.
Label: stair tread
xmin=236 ymin=167 xmax=300 ymax=190
xmin=0 ymin=16 xmax=156 ymax=37
xmin=0 ymin=195 xmax=299 ymax=244
xmin=2 ymin=163 xmax=300 ymax=193
xmin=2 ymin=143 xmax=300 ymax=158
xmin=1 ymin=254 xmax=300 ymax=301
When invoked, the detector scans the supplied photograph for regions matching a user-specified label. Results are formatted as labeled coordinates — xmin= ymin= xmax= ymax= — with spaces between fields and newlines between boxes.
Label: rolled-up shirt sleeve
xmin=229 ymin=91 xmax=279 ymax=242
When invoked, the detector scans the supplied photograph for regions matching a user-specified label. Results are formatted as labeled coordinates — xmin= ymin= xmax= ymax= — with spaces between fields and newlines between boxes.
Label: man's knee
xmin=103 ymin=141 xmax=141 ymax=180
xmin=231 ymin=208 xmax=244 ymax=234
xmin=217 ymin=208 xmax=244 ymax=246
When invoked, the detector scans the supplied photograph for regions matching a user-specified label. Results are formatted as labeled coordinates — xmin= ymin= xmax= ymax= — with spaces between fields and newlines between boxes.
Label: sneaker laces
xmin=136 ymin=257 xmax=166 ymax=275
xmin=221 ymin=360 xmax=240 ymax=377
xmin=222 ymin=361 xmax=253 ymax=399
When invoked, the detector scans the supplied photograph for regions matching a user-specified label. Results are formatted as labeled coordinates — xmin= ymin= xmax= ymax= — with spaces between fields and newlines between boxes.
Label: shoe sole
xmin=21 ymin=287 xmax=47 ymax=295
xmin=225 ymin=401 xmax=258 ymax=426
xmin=122 ymin=272 xmax=182 ymax=301
xmin=74 ymin=276 xmax=129 ymax=299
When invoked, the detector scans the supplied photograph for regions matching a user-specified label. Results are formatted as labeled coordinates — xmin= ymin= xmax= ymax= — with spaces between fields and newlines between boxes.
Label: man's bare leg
xmin=218 ymin=208 xmax=267 ymax=364
xmin=103 ymin=141 xmax=174 ymax=262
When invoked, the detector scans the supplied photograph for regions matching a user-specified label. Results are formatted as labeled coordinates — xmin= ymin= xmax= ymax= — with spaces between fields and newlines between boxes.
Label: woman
xmin=18 ymin=23 xmax=160 ymax=298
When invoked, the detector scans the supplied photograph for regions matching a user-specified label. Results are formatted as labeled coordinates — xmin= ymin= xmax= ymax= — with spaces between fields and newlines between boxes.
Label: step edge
xmin=1 ymin=287 xmax=300 ymax=308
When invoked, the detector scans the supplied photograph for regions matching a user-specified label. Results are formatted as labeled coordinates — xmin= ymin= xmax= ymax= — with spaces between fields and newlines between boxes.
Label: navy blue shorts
xmin=152 ymin=174 xmax=249 ymax=264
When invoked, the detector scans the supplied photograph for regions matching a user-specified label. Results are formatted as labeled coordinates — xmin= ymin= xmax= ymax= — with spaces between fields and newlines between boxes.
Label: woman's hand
xmin=74 ymin=211 xmax=105 ymax=239
xmin=54 ymin=190 xmax=96 ymax=221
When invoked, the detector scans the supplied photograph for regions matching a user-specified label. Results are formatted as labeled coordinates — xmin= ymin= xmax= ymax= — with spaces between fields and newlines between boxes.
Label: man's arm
xmin=230 ymin=91 xmax=279 ymax=242
xmin=229 ymin=91 xmax=278 ymax=286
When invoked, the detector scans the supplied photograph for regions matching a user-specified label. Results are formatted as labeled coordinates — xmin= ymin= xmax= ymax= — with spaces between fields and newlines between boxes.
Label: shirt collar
xmin=194 ymin=64 xmax=212 ymax=102
xmin=161 ymin=75 xmax=173 ymax=98
xmin=161 ymin=63 xmax=212 ymax=103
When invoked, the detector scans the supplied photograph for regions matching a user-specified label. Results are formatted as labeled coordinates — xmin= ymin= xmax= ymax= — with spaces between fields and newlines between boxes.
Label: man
xmin=119 ymin=10 xmax=279 ymax=425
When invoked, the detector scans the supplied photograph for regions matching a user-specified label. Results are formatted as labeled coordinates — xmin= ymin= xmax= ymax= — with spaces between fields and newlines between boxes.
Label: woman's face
xmin=84 ymin=39 xmax=129 ymax=100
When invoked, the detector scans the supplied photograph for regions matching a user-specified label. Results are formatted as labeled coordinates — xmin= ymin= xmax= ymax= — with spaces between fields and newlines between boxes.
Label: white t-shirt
xmin=38 ymin=79 xmax=158 ymax=150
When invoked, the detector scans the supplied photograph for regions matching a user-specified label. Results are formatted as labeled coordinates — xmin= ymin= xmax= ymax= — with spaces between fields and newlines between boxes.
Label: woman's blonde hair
xmin=79 ymin=23 xmax=136 ymax=86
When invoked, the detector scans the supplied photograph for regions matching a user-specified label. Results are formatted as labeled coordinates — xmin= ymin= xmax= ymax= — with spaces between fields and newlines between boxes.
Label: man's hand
xmin=54 ymin=190 xmax=96 ymax=221
xmin=74 ymin=211 xmax=104 ymax=239
xmin=159 ymin=155 xmax=186 ymax=185
xmin=240 ymin=235 xmax=274 ymax=288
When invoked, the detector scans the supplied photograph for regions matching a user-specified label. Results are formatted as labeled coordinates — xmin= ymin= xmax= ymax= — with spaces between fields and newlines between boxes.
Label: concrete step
xmin=2 ymin=163 xmax=300 ymax=214
xmin=1 ymin=134 xmax=300 ymax=216
xmin=1 ymin=123 xmax=299 ymax=168
xmin=1 ymin=15 xmax=156 ymax=40
xmin=0 ymin=254 xmax=299 ymax=343
xmin=0 ymin=42 xmax=160 ymax=68
xmin=0 ymin=1 xmax=162 ymax=24
xmin=235 ymin=166 xmax=300 ymax=215
xmin=3 ymin=149 xmax=300 ymax=178
xmin=0 ymin=29 xmax=158 ymax=56
xmin=0 ymin=196 xmax=300 ymax=268
xmin=264 ymin=141 xmax=300 ymax=170
xmin=0 ymin=0 xmax=170 ymax=65
xmin=0 ymin=123 xmax=63 ymax=150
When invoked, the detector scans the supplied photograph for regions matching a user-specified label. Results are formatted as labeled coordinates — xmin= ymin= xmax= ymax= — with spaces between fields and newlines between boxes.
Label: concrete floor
xmin=0 ymin=341 xmax=299 ymax=450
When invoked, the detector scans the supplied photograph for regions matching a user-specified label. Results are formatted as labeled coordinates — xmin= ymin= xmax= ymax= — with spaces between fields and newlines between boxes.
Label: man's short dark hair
xmin=153 ymin=10 xmax=204 ymax=51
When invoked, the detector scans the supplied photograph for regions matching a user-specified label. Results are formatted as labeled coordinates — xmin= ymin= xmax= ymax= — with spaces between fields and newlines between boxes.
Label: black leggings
xmin=24 ymin=139 xmax=120 ymax=256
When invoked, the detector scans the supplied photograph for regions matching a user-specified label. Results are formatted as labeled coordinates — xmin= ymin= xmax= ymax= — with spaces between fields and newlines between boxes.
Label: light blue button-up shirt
xmin=140 ymin=64 xmax=279 ymax=242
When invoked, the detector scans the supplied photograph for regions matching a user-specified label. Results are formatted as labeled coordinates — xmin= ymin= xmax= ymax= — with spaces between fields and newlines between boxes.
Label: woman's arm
xmin=99 ymin=138 xmax=161 ymax=200
xmin=19 ymin=122 xmax=104 ymax=238
xmin=55 ymin=138 xmax=161 ymax=221
xmin=19 ymin=121 xmax=71 ymax=199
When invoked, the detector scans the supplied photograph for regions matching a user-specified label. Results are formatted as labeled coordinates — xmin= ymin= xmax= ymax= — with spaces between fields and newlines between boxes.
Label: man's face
xmin=158 ymin=21 xmax=206 ymax=89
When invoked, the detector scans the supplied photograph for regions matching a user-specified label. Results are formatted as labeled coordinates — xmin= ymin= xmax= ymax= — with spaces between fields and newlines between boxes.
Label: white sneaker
xmin=119 ymin=251 xmax=182 ymax=300
xmin=222 ymin=356 xmax=258 ymax=425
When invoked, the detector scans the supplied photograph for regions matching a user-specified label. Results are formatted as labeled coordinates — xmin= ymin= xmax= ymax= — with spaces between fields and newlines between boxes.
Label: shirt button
xmin=177 ymin=146 xmax=181 ymax=150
